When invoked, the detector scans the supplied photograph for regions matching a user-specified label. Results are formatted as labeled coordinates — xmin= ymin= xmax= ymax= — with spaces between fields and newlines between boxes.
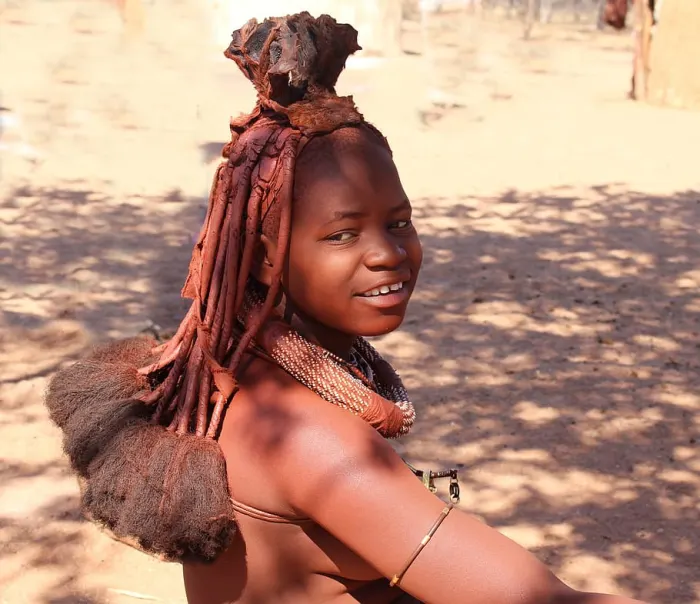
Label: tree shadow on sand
xmin=388 ymin=184 xmax=699 ymax=603
xmin=0 ymin=459 xmax=107 ymax=603
xmin=0 ymin=180 xmax=203 ymax=348
xmin=1 ymin=180 xmax=202 ymax=602
xmin=2 ymin=181 xmax=698 ymax=603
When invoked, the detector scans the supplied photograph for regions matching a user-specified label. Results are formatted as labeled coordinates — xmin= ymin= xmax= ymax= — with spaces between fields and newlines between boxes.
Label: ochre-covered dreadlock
xmin=45 ymin=12 xmax=392 ymax=563
xmin=139 ymin=11 xmax=392 ymax=440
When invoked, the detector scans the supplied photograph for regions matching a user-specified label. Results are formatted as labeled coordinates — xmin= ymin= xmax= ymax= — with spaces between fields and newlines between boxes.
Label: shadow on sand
xmin=2 ymin=181 xmax=698 ymax=602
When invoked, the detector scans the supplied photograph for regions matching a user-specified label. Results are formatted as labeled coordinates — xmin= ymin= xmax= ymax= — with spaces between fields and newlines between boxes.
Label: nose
xmin=364 ymin=232 xmax=407 ymax=270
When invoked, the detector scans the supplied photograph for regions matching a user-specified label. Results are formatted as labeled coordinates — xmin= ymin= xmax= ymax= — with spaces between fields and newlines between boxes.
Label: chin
xmin=356 ymin=314 xmax=406 ymax=338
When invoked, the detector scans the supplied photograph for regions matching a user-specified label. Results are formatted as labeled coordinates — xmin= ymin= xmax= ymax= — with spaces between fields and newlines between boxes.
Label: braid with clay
xmin=45 ymin=12 xmax=390 ymax=563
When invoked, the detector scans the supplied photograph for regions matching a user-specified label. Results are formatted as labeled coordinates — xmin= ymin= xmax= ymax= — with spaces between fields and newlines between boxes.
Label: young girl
xmin=46 ymin=13 xmax=648 ymax=604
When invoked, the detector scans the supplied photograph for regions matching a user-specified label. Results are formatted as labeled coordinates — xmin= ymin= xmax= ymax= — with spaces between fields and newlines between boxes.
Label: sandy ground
xmin=1 ymin=2 xmax=699 ymax=603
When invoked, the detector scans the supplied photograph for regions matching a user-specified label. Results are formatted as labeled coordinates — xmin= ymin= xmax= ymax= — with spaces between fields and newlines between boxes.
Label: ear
xmin=251 ymin=233 xmax=278 ymax=287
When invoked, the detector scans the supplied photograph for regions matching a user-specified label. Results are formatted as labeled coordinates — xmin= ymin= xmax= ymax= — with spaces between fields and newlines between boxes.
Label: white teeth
xmin=361 ymin=282 xmax=404 ymax=297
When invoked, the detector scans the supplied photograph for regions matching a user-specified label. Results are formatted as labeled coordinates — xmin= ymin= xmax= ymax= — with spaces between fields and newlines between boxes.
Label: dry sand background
xmin=1 ymin=1 xmax=699 ymax=603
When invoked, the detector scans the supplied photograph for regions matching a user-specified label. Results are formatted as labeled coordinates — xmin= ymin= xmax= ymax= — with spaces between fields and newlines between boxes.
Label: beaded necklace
xmin=240 ymin=292 xmax=415 ymax=438
xmin=236 ymin=292 xmax=462 ymax=502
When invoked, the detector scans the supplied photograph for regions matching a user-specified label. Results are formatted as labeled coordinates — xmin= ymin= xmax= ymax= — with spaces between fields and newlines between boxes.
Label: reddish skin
xmin=182 ymin=131 xmax=647 ymax=604
xmin=269 ymin=128 xmax=422 ymax=359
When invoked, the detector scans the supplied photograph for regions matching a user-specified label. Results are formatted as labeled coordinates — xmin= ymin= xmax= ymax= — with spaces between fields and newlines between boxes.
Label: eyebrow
xmin=322 ymin=210 xmax=365 ymax=227
xmin=321 ymin=198 xmax=411 ymax=227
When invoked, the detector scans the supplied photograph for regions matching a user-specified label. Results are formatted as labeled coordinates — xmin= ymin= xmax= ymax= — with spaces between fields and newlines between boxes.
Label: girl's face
xmin=280 ymin=129 xmax=423 ymax=355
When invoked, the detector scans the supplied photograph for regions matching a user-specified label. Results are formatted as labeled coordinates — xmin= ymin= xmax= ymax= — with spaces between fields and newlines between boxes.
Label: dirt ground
xmin=1 ymin=2 xmax=699 ymax=603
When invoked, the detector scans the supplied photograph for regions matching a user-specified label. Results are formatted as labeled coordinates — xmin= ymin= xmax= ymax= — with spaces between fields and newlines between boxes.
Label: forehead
xmin=292 ymin=128 xmax=406 ymax=221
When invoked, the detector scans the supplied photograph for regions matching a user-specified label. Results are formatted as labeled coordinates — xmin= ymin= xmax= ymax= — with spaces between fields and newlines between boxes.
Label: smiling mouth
xmin=359 ymin=282 xmax=405 ymax=297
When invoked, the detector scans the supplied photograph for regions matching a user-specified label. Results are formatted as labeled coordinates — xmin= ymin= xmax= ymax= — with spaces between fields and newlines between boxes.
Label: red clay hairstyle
xmin=45 ymin=12 xmax=391 ymax=563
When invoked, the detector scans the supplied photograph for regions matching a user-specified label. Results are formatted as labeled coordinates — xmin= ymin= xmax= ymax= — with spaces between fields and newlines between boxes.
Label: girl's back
xmin=183 ymin=358 xmax=411 ymax=603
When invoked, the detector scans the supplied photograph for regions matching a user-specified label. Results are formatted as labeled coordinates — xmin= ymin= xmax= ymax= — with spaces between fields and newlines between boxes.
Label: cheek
xmin=407 ymin=234 xmax=423 ymax=275
xmin=284 ymin=244 xmax=353 ymax=305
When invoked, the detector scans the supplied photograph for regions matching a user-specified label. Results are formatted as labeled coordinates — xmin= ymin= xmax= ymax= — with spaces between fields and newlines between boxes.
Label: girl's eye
xmin=327 ymin=231 xmax=356 ymax=243
xmin=391 ymin=219 xmax=412 ymax=229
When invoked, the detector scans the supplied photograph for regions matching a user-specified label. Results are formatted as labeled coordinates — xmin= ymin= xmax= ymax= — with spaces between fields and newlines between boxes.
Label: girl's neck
xmin=247 ymin=282 xmax=356 ymax=360
xmin=278 ymin=301 xmax=356 ymax=362
xmin=288 ymin=311 xmax=356 ymax=361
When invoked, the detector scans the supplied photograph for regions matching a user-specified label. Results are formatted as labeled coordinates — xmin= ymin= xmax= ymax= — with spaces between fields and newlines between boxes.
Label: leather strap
xmin=390 ymin=504 xmax=454 ymax=588
xmin=230 ymin=499 xmax=312 ymax=524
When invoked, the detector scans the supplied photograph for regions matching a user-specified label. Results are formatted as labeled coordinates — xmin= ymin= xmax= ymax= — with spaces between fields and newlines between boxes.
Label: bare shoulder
xmin=219 ymin=355 xmax=372 ymax=452
xmin=233 ymin=361 xmax=572 ymax=604
xmin=217 ymin=358 xmax=639 ymax=604
xmin=217 ymin=355 xmax=383 ymax=487
xmin=225 ymin=354 xmax=402 ymax=468
xmin=218 ymin=354 xmax=410 ymax=500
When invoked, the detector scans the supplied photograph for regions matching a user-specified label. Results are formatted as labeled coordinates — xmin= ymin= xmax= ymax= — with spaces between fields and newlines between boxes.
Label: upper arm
xmin=272 ymin=397 xmax=567 ymax=604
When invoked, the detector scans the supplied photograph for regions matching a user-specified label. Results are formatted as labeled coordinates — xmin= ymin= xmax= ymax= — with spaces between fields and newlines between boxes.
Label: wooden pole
xmin=631 ymin=0 xmax=653 ymax=100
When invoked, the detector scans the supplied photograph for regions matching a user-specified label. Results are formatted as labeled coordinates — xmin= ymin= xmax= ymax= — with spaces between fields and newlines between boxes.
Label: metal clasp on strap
xmin=449 ymin=473 xmax=460 ymax=504
xmin=405 ymin=462 xmax=461 ymax=504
